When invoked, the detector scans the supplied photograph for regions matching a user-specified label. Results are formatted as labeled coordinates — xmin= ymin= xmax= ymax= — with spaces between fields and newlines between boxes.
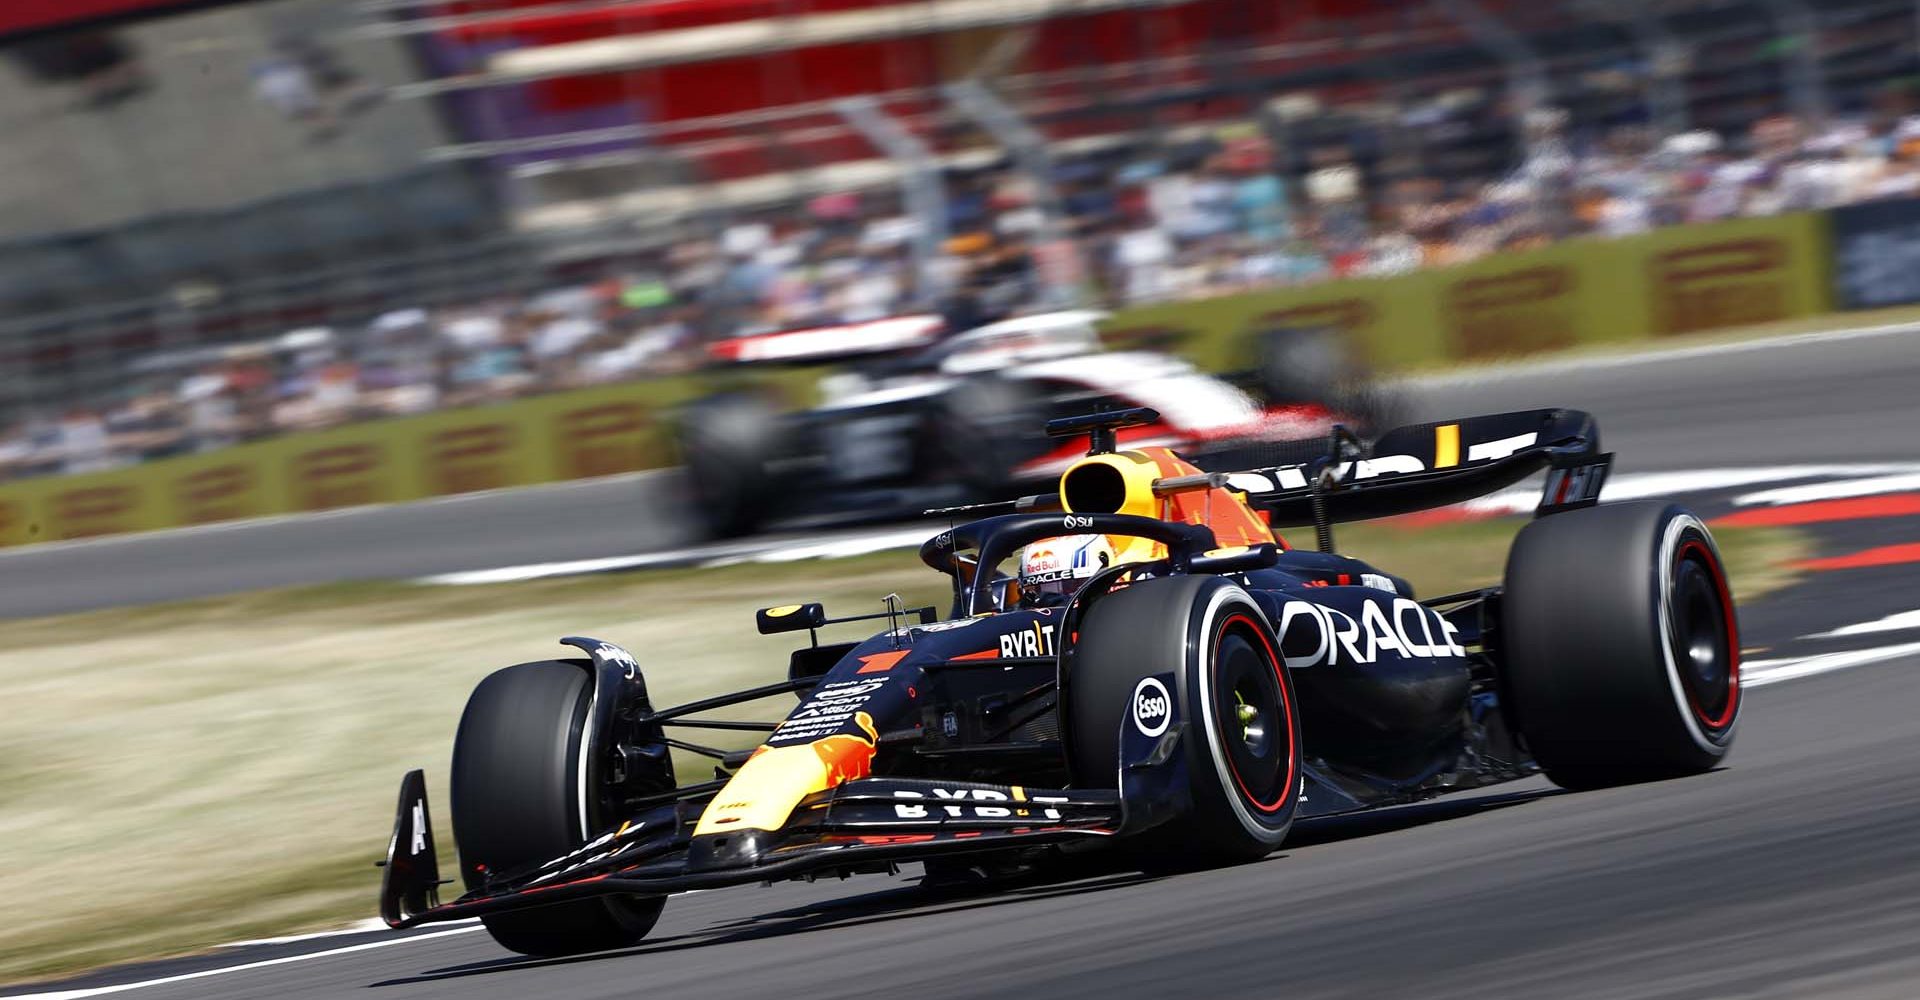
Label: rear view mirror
xmin=757 ymin=603 xmax=827 ymax=635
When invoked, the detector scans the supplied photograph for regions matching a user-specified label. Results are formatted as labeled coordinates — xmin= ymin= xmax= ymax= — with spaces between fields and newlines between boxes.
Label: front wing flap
xmin=384 ymin=776 xmax=1119 ymax=929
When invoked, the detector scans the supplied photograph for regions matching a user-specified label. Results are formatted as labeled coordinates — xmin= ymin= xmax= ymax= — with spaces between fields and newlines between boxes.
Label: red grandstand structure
xmin=0 ymin=0 xmax=1914 ymax=447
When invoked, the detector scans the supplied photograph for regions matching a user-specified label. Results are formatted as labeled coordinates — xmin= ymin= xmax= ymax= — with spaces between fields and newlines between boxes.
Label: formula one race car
xmin=675 ymin=311 xmax=1390 ymax=537
xmin=380 ymin=406 xmax=1740 ymax=958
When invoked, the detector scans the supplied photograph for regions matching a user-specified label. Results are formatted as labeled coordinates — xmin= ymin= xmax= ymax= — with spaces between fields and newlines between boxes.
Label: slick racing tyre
xmin=451 ymin=660 xmax=663 ymax=957
xmin=1500 ymin=501 xmax=1740 ymax=789
xmin=677 ymin=392 xmax=782 ymax=539
xmin=1070 ymin=576 xmax=1300 ymax=865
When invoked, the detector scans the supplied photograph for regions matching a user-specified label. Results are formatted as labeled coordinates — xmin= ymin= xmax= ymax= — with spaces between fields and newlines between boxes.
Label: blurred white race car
xmin=676 ymin=311 xmax=1388 ymax=537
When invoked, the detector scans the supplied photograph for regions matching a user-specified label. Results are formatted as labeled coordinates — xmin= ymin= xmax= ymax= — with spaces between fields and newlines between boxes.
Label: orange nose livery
xmin=691 ymin=712 xmax=878 ymax=837
xmin=812 ymin=713 xmax=880 ymax=785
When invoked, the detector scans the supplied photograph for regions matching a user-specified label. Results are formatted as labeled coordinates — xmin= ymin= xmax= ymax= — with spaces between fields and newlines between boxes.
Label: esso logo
xmin=1063 ymin=514 xmax=1095 ymax=530
xmin=1132 ymin=677 xmax=1172 ymax=737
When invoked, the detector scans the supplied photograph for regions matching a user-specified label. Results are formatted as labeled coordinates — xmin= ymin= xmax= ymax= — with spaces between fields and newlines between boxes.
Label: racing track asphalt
xmin=15 ymin=512 xmax=1920 ymax=1000
xmin=9 ymin=325 xmax=1920 ymax=999
xmin=0 ymin=324 xmax=1916 ymax=618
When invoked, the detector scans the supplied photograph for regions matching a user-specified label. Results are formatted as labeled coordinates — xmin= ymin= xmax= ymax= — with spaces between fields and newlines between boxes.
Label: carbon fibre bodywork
xmin=380 ymin=409 xmax=1609 ymax=931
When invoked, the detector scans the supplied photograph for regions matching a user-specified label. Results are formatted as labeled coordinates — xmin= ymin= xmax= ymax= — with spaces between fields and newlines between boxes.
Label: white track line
xmin=1396 ymin=317 xmax=1920 ymax=387
xmin=0 ymin=471 xmax=662 ymax=562
xmin=422 ymin=465 xmax=1920 ymax=586
xmin=1808 ymin=610 xmax=1920 ymax=640
xmin=0 ymin=926 xmax=487 ymax=1000
xmin=419 ymin=550 xmax=699 ymax=585
xmin=1733 ymin=472 xmax=1920 ymax=507
xmin=5 ymin=319 xmax=1911 ymax=563
xmin=1743 ymin=640 xmax=1920 ymax=689
xmin=418 ymin=524 xmax=944 ymax=584
xmin=1459 ymin=464 xmax=1920 ymax=519
xmin=701 ymin=525 xmax=940 ymax=566
xmin=7 ymin=641 xmax=1913 ymax=999
xmin=219 ymin=917 xmax=440 ymax=948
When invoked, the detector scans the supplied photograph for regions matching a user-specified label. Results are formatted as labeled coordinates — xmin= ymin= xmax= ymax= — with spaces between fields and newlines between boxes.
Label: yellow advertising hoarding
xmin=1100 ymin=211 xmax=1830 ymax=371
xmin=1631 ymin=213 xmax=1831 ymax=335
xmin=0 ymin=212 xmax=1833 ymax=550
xmin=0 ymin=376 xmax=717 ymax=548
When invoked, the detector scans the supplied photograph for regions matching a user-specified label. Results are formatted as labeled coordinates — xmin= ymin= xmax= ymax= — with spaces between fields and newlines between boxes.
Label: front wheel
xmin=1500 ymin=502 xmax=1740 ymax=789
xmin=1069 ymin=576 xmax=1301 ymax=866
xmin=450 ymin=660 xmax=663 ymax=956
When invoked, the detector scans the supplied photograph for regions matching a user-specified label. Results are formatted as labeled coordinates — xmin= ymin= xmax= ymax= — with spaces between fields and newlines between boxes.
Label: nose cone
xmin=689 ymin=712 xmax=879 ymax=860
xmin=685 ymin=828 xmax=774 ymax=872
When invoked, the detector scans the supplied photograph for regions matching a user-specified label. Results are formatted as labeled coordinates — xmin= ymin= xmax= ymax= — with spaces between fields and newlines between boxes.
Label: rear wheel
xmin=1248 ymin=325 xmax=1399 ymax=432
xmin=1070 ymin=576 xmax=1300 ymax=866
xmin=934 ymin=375 xmax=1041 ymax=500
xmin=1500 ymin=502 xmax=1740 ymax=789
xmin=677 ymin=392 xmax=782 ymax=538
xmin=451 ymin=660 xmax=663 ymax=957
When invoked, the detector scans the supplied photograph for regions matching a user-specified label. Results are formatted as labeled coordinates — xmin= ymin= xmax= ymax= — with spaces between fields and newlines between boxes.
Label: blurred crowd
xmin=11 ymin=101 xmax=1920 ymax=480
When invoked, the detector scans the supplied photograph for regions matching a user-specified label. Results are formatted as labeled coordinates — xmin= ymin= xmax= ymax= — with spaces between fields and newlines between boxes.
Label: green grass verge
xmin=0 ymin=519 xmax=1807 ymax=984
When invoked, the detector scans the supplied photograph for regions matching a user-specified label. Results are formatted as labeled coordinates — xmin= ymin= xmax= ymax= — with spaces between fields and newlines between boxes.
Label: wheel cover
xmin=1210 ymin=613 xmax=1296 ymax=814
xmin=1671 ymin=538 xmax=1738 ymax=732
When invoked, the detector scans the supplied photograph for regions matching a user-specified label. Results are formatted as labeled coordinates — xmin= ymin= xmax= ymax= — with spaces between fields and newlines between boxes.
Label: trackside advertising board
xmin=1105 ymin=212 xmax=1831 ymax=372
xmin=1830 ymin=196 xmax=1920 ymax=310
xmin=0 ymin=211 xmax=1845 ymax=549
xmin=0 ymin=377 xmax=717 ymax=547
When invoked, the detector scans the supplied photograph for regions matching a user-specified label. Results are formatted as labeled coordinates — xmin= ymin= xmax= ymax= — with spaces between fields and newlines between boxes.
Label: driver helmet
xmin=1018 ymin=534 xmax=1115 ymax=606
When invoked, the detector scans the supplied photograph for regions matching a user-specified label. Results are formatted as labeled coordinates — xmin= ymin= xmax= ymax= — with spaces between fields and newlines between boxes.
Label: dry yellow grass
xmin=0 ymin=519 xmax=1805 ymax=983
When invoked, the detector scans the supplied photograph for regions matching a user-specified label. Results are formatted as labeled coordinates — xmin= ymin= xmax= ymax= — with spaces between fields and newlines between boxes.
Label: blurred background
xmin=2 ymin=0 xmax=1919 ymax=489
xmin=9 ymin=0 xmax=1920 ymax=991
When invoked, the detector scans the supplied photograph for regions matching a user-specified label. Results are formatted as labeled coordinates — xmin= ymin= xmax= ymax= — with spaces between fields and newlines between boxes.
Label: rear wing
xmin=1229 ymin=408 xmax=1606 ymax=526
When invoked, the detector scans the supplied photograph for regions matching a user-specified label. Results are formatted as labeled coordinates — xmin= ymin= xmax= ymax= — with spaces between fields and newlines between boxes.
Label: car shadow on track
xmin=369 ymin=786 xmax=1563 ymax=990
xmin=367 ymin=868 xmax=1166 ymax=989
xmin=1286 ymin=785 xmax=1565 ymax=849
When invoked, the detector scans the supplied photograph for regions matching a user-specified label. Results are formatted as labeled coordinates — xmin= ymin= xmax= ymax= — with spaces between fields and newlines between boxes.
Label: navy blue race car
xmin=380 ymin=406 xmax=1739 ymax=959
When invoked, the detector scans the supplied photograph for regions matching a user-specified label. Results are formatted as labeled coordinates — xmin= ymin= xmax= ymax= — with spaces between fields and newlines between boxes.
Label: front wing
xmin=383 ymin=669 xmax=1206 ymax=929
xmin=380 ymin=776 xmax=1121 ymax=928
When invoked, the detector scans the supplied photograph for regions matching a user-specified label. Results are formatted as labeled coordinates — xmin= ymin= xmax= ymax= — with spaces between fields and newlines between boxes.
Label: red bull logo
xmin=811 ymin=712 xmax=880 ymax=787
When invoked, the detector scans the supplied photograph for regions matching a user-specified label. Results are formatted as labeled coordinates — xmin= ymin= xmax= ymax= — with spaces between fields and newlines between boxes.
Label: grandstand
xmin=4 ymin=0 xmax=1920 ymax=473
xmin=374 ymin=0 xmax=1920 ymax=227
xmin=0 ymin=0 xmax=511 ymax=415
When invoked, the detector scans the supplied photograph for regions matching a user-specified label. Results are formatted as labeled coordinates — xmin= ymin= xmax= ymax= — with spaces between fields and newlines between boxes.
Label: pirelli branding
xmin=1649 ymin=239 xmax=1792 ymax=334
xmin=1443 ymin=266 xmax=1579 ymax=358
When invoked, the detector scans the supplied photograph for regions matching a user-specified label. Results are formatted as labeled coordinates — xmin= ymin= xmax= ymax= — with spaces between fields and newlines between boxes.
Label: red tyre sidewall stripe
xmin=1676 ymin=537 xmax=1740 ymax=731
xmin=1214 ymin=612 xmax=1297 ymax=814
